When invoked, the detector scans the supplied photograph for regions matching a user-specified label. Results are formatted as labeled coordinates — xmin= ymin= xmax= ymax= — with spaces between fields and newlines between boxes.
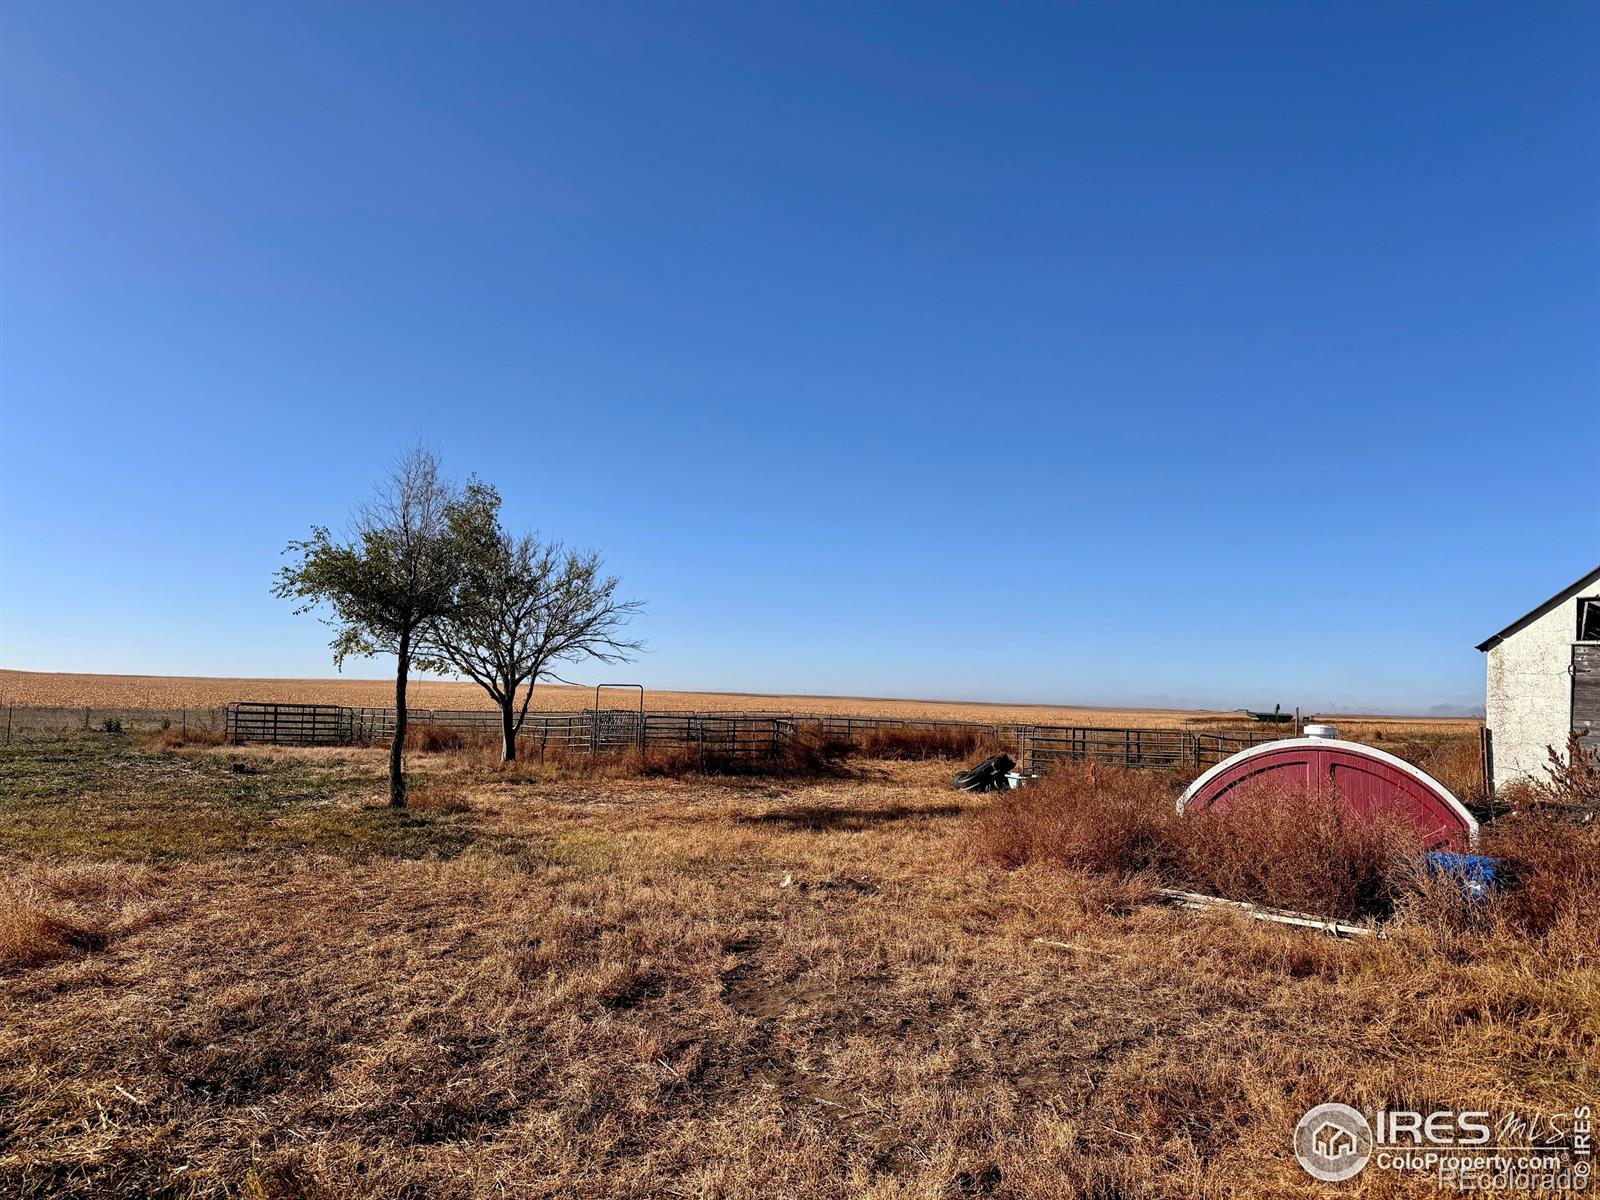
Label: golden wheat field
xmin=0 ymin=669 xmax=1477 ymax=738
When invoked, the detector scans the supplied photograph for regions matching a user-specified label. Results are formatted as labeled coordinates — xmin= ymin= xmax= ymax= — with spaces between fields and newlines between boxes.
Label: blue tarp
xmin=1423 ymin=852 xmax=1504 ymax=899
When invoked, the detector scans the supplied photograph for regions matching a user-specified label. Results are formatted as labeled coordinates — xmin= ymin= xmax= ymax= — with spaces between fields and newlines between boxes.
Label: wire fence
xmin=0 ymin=706 xmax=228 ymax=744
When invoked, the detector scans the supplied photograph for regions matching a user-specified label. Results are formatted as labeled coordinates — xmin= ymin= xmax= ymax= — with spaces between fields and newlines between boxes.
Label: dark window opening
xmin=1580 ymin=598 xmax=1600 ymax=642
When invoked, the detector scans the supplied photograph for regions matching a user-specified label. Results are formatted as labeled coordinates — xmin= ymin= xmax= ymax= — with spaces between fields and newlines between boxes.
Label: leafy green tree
xmin=273 ymin=448 xmax=497 ymax=806
xmin=419 ymin=525 xmax=643 ymax=763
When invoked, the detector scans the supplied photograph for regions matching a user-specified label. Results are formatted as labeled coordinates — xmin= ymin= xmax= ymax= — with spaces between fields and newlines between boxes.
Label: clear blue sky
xmin=2 ymin=2 xmax=1596 ymax=714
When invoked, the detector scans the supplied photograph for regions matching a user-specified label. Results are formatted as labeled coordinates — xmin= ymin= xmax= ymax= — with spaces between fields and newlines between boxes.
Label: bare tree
xmin=419 ymin=524 xmax=643 ymax=763
xmin=273 ymin=448 xmax=496 ymax=806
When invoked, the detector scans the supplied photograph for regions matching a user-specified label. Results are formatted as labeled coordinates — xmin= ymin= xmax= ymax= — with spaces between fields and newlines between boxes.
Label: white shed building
xmin=1477 ymin=565 xmax=1600 ymax=792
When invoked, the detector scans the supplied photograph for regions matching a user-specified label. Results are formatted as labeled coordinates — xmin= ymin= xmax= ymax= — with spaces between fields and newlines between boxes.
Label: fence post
xmin=4 ymin=706 xmax=10 ymax=746
xmin=1479 ymin=727 xmax=1494 ymax=808
xmin=84 ymin=706 xmax=90 ymax=730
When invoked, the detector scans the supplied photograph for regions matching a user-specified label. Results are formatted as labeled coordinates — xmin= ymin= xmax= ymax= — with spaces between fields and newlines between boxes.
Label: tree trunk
xmin=390 ymin=628 xmax=410 ymax=808
xmin=500 ymin=694 xmax=517 ymax=764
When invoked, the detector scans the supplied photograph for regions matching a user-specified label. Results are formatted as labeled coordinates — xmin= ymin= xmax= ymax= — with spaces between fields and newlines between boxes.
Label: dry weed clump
xmin=415 ymin=719 xmax=1005 ymax=779
xmin=0 ymin=864 xmax=163 ymax=971
xmin=1386 ymin=817 xmax=1600 ymax=993
xmin=402 ymin=724 xmax=471 ymax=753
xmin=1539 ymin=734 xmax=1600 ymax=814
xmin=852 ymin=724 xmax=1007 ymax=761
xmin=977 ymin=758 xmax=1600 ymax=934
xmin=1412 ymin=732 xmax=1489 ymax=804
xmin=1452 ymin=813 xmax=1600 ymax=939
xmin=1174 ymin=787 xmax=1418 ymax=919
xmin=405 ymin=783 xmax=472 ymax=814
xmin=421 ymin=725 xmax=856 ymax=781
xmin=430 ymin=739 xmax=706 ymax=780
xmin=972 ymin=765 xmax=1418 ymax=919
xmin=0 ymin=897 xmax=103 ymax=971
xmin=972 ymin=765 xmax=1179 ymax=874
xmin=1479 ymin=736 xmax=1600 ymax=821
xmin=463 ymin=722 xmax=995 ymax=778
xmin=147 ymin=726 xmax=229 ymax=752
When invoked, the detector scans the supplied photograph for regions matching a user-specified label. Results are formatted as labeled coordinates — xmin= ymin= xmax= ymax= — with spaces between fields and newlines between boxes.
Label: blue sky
xmin=2 ymin=2 xmax=1596 ymax=714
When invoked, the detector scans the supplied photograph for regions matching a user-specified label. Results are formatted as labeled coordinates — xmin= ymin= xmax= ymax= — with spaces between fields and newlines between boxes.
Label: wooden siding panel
xmin=1574 ymin=644 xmax=1600 ymax=751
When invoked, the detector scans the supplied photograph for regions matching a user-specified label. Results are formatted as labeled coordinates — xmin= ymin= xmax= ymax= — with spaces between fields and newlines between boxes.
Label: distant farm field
xmin=0 ymin=670 xmax=1478 ymax=739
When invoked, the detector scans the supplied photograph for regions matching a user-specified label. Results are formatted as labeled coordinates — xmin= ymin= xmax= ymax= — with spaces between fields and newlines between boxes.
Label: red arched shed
xmin=1177 ymin=736 xmax=1477 ymax=849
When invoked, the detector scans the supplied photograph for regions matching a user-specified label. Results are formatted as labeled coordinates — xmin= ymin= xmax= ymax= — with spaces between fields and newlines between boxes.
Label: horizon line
xmin=0 ymin=667 xmax=1485 ymax=721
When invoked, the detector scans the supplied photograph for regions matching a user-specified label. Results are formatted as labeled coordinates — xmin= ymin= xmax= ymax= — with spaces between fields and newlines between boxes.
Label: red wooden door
xmin=1179 ymin=739 xmax=1475 ymax=849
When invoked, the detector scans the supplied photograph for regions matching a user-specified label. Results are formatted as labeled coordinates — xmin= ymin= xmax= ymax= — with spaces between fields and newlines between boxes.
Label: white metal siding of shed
xmin=1479 ymin=567 xmax=1600 ymax=791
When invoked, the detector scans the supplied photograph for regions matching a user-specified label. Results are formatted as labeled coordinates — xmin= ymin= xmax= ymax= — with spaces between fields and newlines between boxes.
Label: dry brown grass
xmin=850 ymin=724 xmax=1008 ymax=761
xmin=0 ymin=864 xmax=163 ymax=971
xmin=0 ymin=901 xmax=103 ymax=972
xmin=1 ymin=740 xmax=1590 ymax=1198
xmin=1448 ymin=810 xmax=1600 ymax=939
xmin=404 ymin=783 xmax=472 ymax=814
xmin=146 ymin=725 xmax=229 ymax=752
xmin=975 ymin=764 xmax=1435 ymax=920
xmin=1174 ymin=788 xmax=1419 ymax=918
xmin=402 ymin=724 xmax=471 ymax=753
xmin=973 ymin=764 xmax=1178 ymax=876
xmin=392 ymin=718 xmax=965 ymax=780
xmin=443 ymin=728 xmax=854 ymax=780
xmin=420 ymin=719 xmax=984 ymax=780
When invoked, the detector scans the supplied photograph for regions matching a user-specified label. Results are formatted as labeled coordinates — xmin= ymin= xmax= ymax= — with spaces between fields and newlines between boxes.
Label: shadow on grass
xmin=734 ymin=802 xmax=967 ymax=831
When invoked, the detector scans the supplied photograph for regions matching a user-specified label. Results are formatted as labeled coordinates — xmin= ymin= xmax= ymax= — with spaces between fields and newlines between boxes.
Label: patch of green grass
xmin=0 ymin=737 xmax=484 ymax=863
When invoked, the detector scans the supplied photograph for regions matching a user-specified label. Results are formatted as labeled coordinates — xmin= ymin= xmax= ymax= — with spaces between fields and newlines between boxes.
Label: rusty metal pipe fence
xmin=219 ymin=701 xmax=1285 ymax=770
xmin=0 ymin=700 xmax=1287 ymax=772
xmin=223 ymin=702 xmax=796 ymax=762
xmin=1015 ymin=725 xmax=1282 ymax=774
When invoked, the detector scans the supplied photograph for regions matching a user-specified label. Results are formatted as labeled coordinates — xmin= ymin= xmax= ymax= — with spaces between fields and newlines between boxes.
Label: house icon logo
xmin=1314 ymin=1122 xmax=1356 ymax=1159
xmin=1294 ymin=1103 xmax=1373 ymax=1181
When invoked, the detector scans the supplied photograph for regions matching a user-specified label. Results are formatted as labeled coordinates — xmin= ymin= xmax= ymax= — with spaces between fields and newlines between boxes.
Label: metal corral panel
xmin=226 ymin=703 xmax=350 ymax=745
xmin=1177 ymin=737 xmax=1477 ymax=849
xmin=1019 ymin=725 xmax=1282 ymax=773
